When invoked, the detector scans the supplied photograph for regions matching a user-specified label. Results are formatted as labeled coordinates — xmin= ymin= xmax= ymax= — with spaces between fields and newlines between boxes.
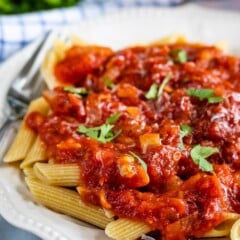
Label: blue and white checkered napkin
xmin=0 ymin=0 xmax=184 ymax=62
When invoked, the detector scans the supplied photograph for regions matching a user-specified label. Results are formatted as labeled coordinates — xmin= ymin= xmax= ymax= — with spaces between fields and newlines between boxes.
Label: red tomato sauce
xmin=26 ymin=43 xmax=240 ymax=239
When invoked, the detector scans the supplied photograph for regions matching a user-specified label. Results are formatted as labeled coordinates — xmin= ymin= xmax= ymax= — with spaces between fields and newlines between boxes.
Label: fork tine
xmin=9 ymin=70 xmax=44 ymax=104
xmin=27 ymin=70 xmax=44 ymax=100
xmin=0 ymin=121 xmax=20 ymax=161
xmin=10 ymin=30 xmax=53 ymax=101
xmin=17 ymin=30 xmax=52 ymax=79
xmin=0 ymin=31 xmax=54 ymax=137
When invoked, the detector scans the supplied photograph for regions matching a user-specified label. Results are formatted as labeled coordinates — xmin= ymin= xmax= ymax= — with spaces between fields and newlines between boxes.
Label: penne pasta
xmin=105 ymin=218 xmax=151 ymax=240
xmin=41 ymin=37 xmax=85 ymax=89
xmin=231 ymin=217 xmax=240 ymax=240
xmin=20 ymin=136 xmax=47 ymax=168
xmin=5 ymin=35 xmax=240 ymax=240
xmin=4 ymin=98 xmax=49 ymax=163
xmin=33 ymin=162 xmax=80 ymax=186
xmin=151 ymin=34 xmax=186 ymax=45
xmin=105 ymin=214 xmax=240 ymax=240
xmin=198 ymin=238 xmax=230 ymax=240
xmin=23 ymin=168 xmax=36 ymax=179
xmin=25 ymin=178 xmax=113 ymax=229
xmin=41 ymin=50 xmax=60 ymax=89
xmin=53 ymin=39 xmax=69 ymax=61
xmin=69 ymin=35 xmax=88 ymax=46
xmin=41 ymin=37 xmax=71 ymax=89
xmin=204 ymin=213 xmax=240 ymax=238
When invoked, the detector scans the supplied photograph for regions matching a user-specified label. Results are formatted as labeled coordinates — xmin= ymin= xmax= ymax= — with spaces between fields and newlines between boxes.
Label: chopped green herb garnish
xmin=186 ymin=88 xmax=213 ymax=100
xmin=78 ymin=125 xmax=100 ymax=140
xmin=145 ymin=83 xmax=158 ymax=99
xmin=190 ymin=145 xmax=218 ymax=172
xmin=77 ymin=113 xmax=122 ymax=143
xmin=103 ymin=77 xmax=115 ymax=89
xmin=178 ymin=50 xmax=188 ymax=63
xmin=208 ymin=96 xmax=224 ymax=104
xmin=129 ymin=151 xmax=147 ymax=172
xmin=64 ymin=87 xmax=88 ymax=96
xmin=170 ymin=49 xmax=188 ymax=63
xmin=107 ymin=113 xmax=122 ymax=124
xmin=157 ymin=72 xmax=172 ymax=98
xmin=186 ymin=88 xmax=224 ymax=104
xmin=179 ymin=124 xmax=192 ymax=150
xmin=145 ymin=73 xmax=172 ymax=100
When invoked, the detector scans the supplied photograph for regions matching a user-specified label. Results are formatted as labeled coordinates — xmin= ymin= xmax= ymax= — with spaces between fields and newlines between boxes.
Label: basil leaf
xmin=64 ymin=87 xmax=88 ymax=96
xmin=158 ymin=72 xmax=172 ymax=98
xmin=190 ymin=145 xmax=218 ymax=172
xmin=179 ymin=124 xmax=192 ymax=150
xmin=145 ymin=83 xmax=158 ymax=99
xmin=186 ymin=88 xmax=224 ymax=104
xmin=129 ymin=151 xmax=147 ymax=172
xmin=103 ymin=77 xmax=115 ymax=89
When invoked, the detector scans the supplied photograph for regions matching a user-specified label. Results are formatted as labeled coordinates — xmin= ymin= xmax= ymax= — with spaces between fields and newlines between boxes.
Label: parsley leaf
xmin=145 ymin=83 xmax=158 ymax=99
xmin=107 ymin=113 xmax=122 ymax=124
xmin=145 ymin=73 xmax=172 ymax=100
xmin=178 ymin=50 xmax=188 ymax=63
xmin=179 ymin=124 xmax=192 ymax=150
xmin=77 ymin=113 xmax=122 ymax=143
xmin=129 ymin=151 xmax=147 ymax=172
xmin=103 ymin=77 xmax=115 ymax=89
xmin=208 ymin=96 xmax=224 ymax=104
xmin=64 ymin=87 xmax=88 ymax=96
xmin=78 ymin=125 xmax=99 ymax=139
xmin=186 ymin=88 xmax=213 ymax=100
xmin=158 ymin=72 xmax=172 ymax=98
xmin=186 ymin=88 xmax=224 ymax=104
xmin=170 ymin=49 xmax=188 ymax=63
xmin=190 ymin=145 xmax=218 ymax=172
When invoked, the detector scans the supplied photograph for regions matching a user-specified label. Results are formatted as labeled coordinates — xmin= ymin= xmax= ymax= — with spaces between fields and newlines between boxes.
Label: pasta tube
xmin=25 ymin=178 xmax=113 ymax=229
xmin=105 ymin=218 xmax=151 ymax=240
xmin=106 ymin=213 xmax=240 ymax=240
xmin=204 ymin=213 xmax=239 ymax=238
xmin=4 ymin=97 xmax=49 ymax=163
xmin=33 ymin=162 xmax=80 ymax=186
xmin=20 ymin=136 xmax=47 ymax=168
xmin=231 ymin=217 xmax=240 ymax=240
xmin=23 ymin=168 xmax=36 ymax=179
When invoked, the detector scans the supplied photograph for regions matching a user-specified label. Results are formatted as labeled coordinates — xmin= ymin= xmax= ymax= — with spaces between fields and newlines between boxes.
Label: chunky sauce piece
xmin=27 ymin=43 xmax=240 ymax=239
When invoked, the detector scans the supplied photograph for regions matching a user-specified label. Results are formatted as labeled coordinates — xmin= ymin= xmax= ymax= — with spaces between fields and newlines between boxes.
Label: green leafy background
xmin=0 ymin=0 xmax=80 ymax=14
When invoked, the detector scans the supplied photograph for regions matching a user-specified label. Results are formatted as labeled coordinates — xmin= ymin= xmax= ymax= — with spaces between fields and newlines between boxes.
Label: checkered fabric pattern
xmin=0 ymin=0 xmax=184 ymax=62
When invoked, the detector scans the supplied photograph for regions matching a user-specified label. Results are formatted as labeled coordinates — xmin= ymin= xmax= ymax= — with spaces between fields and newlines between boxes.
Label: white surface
xmin=1 ymin=5 xmax=240 ymax=240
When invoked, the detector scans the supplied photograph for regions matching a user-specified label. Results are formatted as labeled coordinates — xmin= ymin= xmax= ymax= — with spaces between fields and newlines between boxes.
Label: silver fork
xmin=0 ymin=31 xmax=52 ymax=159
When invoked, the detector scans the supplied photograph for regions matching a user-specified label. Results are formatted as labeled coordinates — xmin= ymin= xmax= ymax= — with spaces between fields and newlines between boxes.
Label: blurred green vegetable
xmin=0 ymin=0 xmax=81 ymax=14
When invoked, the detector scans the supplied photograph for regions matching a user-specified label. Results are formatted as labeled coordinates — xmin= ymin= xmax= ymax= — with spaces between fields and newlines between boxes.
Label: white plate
xmin=1 ymin=5 xmax=240 ymax=240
